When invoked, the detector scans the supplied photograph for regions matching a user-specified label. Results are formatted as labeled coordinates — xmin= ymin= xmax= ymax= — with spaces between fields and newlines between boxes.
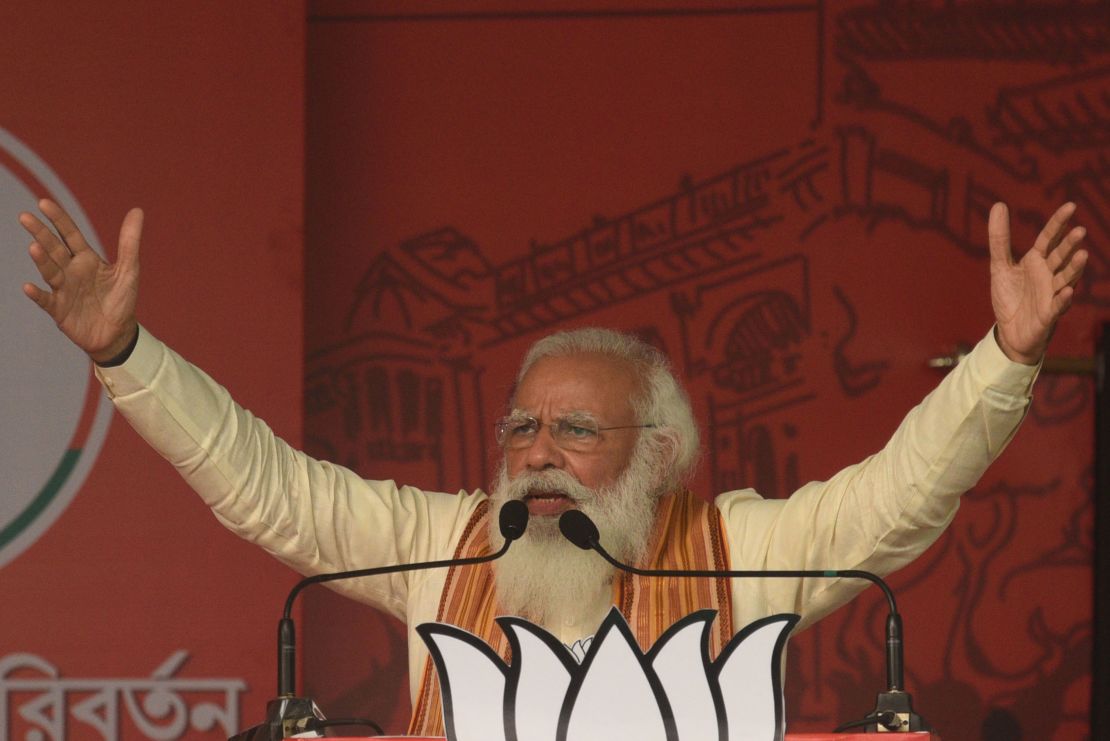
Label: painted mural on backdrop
xmin=304 ymin=0 xmax=1108 ymax=736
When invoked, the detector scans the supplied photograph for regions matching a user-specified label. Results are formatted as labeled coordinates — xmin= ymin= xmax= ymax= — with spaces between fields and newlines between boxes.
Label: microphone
xmin=558 ymin=508 xmax=928 ymax=734
xmin=233 ymin=500 xmax=528 ymax=741
xmin=498 ymin=498 xmax=530 ymax=542
xmin=558 ymin=507 xmax=599 ymax=549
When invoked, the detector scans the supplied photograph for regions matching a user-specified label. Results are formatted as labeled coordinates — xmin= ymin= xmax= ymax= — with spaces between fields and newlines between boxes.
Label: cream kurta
xmin=94 ymin=326 xmax=1038 ymax=699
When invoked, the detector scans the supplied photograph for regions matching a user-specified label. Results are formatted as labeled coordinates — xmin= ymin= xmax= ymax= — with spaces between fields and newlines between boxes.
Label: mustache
xmin=503 ymin=469 xmax=596 ymax=504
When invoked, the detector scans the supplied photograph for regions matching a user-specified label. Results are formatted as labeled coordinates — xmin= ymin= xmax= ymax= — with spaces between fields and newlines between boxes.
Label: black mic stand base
xmin=228 ymin=696 xmax=326 ymax=741
xmin=836 ymin=690 xmax=931 ymax=733
xmin=870 ymin=689 xmax=930 ymax=732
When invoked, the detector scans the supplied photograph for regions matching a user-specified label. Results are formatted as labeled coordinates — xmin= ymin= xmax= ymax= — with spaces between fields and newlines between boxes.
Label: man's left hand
xmin=989 ymin=201 xmax=1088 ymax=365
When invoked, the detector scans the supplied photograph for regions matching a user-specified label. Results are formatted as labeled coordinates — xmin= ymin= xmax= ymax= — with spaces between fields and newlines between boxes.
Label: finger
xmin=116 ymin=207 xmax=143 ymax=270
xmin=1050 ymin=285 xmax=1075 ymax=318
xmin=1044 ymin=211 xmax=1072 ymax=255
xmin=1052 ymin=249 xmax=1088 ymax=293
xmin=988 ymin=202 xmax=1014 ymax=268
xmin=19 ymin=211 xmax=72 ymax=265
xmin=1032 ymin=202 xmax=1077 ymax=257
xmin=38 ymin=198 xmax=93 ymax=256
xmin=22 ymin=281 xmax=56 ymax=314
xmin=28 ymin=240 xmax=66 ymax=289
xmin=1046 ymin=226 xmax=1086 ymax=273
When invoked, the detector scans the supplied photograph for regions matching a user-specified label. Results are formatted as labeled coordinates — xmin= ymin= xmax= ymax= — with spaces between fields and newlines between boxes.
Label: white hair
xmin=515 ymin=327 xmax=700 ymax=491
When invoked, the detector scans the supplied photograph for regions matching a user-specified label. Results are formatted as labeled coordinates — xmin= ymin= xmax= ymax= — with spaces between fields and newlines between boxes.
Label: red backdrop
xmin=1 ymin=1 xmax=1106 ymax=740
xmin=303 ymin=1 xmax=1107 ymax=738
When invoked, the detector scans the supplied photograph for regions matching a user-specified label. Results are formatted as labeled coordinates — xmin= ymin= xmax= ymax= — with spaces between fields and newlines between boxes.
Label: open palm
xmin=989 ymin=202 xmax=1088 ymax=365
xmin=21 ymin=199 xmax=142 ymax=363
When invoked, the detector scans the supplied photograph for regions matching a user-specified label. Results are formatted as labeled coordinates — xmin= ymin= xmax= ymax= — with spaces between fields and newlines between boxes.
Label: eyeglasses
xmin=494 ymin=413 xmax=655 ymax=452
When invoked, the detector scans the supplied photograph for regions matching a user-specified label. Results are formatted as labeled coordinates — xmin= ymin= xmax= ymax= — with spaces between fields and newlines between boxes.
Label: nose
xmin=523 ymin=423 xmax=566 ymax=471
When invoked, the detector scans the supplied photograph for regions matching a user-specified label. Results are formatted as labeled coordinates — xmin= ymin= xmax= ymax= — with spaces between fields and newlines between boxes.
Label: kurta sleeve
xmin=93 ymin=325 xmax=485 ymax=621
xmin=717 ymin=328 xmax=1040 ymax=629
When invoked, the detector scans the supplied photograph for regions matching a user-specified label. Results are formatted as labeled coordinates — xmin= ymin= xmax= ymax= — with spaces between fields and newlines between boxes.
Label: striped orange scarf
xmin=407 ymin=490 xmax=733 ymax=736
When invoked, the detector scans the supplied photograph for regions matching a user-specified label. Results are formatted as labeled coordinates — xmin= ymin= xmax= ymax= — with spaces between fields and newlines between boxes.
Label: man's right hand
xmin=20 ymin=199 xmax=142 ymax=364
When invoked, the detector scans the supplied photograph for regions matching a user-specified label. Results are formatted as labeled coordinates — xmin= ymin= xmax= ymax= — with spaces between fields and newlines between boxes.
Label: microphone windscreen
xmin=499 ymin=500 xmax=529 ymax=541
xmin=558 ymin=509 xmax=599 ymax=549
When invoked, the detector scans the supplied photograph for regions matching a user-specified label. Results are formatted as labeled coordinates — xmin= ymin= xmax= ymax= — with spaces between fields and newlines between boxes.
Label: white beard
xmin=487 ymin=442 xmax=665 ymax=627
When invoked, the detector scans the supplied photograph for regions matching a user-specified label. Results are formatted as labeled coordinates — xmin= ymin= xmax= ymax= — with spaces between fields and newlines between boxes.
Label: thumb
xmin=988 ymin=202 xmax=1013 ymax=269
xmin=116 ymin=207 xmax=143 ymax=270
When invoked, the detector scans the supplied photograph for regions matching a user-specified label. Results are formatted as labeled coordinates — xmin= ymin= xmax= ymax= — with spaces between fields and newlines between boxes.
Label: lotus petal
xmin=417 ymin=622 xmax=509 ymax=741
xmin=648 ymin=610 xmax=723 ymax=741
xmin=560 ymin=609 xmax=672 ymax=741
xmin=567 ymin=636 xmax=592 ymax=663
xmin=498 ymin=616 xmax=578 ymax=741
xmin=714 ymin=615 xmax=798 ymax=741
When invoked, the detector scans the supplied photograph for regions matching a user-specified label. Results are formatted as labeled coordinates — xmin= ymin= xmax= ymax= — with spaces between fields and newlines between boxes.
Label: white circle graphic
xmin=0 ymin=127 xmax=114 ymax=569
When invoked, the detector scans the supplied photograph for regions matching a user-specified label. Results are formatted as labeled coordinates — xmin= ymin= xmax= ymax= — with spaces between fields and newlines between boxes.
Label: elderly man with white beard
xmin=487 ymin=330 xmax=698 ymax=633
xmin=16 ymin=198 xmax=1088 ymax=736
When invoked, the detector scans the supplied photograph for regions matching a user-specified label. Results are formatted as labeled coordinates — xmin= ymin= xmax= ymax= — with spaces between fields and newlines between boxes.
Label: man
xmin=17 ymin=198 xmax=1087 ymax=734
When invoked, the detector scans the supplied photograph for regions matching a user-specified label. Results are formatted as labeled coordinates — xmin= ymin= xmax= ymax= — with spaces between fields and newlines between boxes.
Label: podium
xmin=294 ymin=735 xmax=942 ymax=740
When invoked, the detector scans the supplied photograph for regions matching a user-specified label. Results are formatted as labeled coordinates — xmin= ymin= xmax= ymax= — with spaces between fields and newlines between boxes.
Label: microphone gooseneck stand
xmin=558 ymin=509 xmax=930 ymax=734
xmin=231 ymin=500 xmax=529 ymax=741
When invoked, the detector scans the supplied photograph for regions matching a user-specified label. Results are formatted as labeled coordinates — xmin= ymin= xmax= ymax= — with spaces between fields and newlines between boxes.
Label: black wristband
xmin=95 ymin=326 xmax=141 ymax=368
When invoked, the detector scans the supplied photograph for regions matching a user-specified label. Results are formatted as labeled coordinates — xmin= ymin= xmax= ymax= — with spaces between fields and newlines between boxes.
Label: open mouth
xmin=522 ymin=489 xmax=574 ymax=516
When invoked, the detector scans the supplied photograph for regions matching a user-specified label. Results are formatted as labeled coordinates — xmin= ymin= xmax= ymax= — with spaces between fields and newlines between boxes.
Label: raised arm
xmin=720 ymin=202 xmax=1088 ymax=628
xmin=16 ymin=199 xmax=480 ymax=620
xmin=20 ymin=199 xmax=142 ymax=363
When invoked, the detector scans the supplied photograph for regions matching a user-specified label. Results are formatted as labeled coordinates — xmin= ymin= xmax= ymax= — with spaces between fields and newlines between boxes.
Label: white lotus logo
xmin=417 ymin=608 xmax=799 ymax=741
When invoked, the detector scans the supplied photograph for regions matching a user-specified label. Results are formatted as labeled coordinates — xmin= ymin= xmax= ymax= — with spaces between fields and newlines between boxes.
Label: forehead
xmin=514 ymin=352 xmax=641 ymax=419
